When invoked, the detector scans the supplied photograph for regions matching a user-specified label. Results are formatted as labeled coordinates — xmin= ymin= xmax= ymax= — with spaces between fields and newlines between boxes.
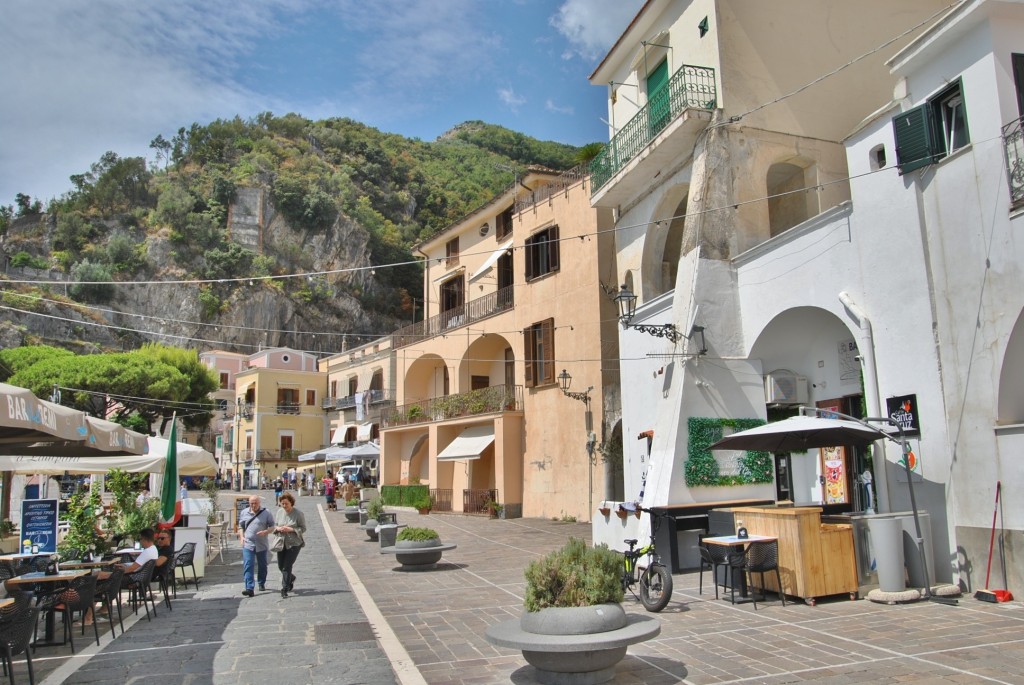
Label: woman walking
xmin=273 ymin=492 xmax=306 ymax=597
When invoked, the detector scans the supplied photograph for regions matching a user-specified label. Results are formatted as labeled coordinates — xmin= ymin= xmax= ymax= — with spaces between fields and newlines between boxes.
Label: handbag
xmin=269 ymin=533 xmax=285 ymax=553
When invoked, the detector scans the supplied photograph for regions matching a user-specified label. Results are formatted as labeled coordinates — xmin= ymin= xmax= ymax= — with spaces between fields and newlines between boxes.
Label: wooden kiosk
xmin=731 ymin=505 xmax=858 ymax=606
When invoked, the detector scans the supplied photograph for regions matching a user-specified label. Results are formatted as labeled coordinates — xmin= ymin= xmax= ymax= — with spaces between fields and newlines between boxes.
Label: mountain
xmin=0 ymin=114 xmax=587 ymax=355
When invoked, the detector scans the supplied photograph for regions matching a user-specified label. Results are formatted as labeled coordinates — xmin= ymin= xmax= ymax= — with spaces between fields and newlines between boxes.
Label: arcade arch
xmin=997 ymin=308 xmax=1024 ymax=424
xmin=641 ymin=183 xmax=689 ymax=300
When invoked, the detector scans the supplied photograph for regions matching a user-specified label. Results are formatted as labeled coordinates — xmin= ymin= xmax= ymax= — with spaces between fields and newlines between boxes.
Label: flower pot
xmin=598 ymin=507 xmax=611 ymax=517
xmin=615 ymin=508 xmax=628 ymax=520
xmin=417 ymin=507 xmax=431 ymax=515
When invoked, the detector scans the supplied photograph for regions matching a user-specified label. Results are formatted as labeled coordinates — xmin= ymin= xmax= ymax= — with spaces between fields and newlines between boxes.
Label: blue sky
xmin=0 ymin=0 xmax=644 ymax=206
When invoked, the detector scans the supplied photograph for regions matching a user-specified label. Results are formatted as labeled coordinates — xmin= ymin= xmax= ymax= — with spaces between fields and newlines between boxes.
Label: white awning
xmin=436 ymin=425 xmax=495 ymax=461
xmin=331 ymin=424 xmax=356 ymax=444
xmin=469 ymin=239 xmax=513 ymax=282
xmin=432 ymin=266 xmax=465 ymax=283
xmin=356 ymin=423 xmax=374 ymax=441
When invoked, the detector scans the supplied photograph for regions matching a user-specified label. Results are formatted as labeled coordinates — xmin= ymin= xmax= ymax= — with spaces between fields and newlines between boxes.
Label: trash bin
xmin=867 ymin=515 xmax=905 ymax=592
xmin=895 ymin=511 xmax=933 ymax=588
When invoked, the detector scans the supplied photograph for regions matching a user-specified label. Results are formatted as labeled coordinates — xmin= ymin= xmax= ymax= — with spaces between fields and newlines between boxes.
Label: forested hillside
xmin=0 ymin=115 xmax=587 ymax=355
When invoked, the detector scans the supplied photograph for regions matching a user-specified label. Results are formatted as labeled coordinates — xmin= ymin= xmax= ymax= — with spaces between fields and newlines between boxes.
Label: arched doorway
xmin=641 ymin=183 xmax=689 ymax=300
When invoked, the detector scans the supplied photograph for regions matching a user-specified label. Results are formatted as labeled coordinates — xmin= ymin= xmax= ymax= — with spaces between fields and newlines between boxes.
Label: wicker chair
xmin=95 ymin=566 xmax=126 ymax=637
xmin=0 ymin=603 xmax=42 ymax=684
xmin=697 ymin=537 xmax=731 ymax=599
xmin=743 ymin=540 xmax=786 ymax=609
xmin=174 ymin=543 xmax=198 ymax=590
xmin=124 ymin=560 xmax=158 ymax=621
xmin=37 ymin=572 xmax=100 ymax=652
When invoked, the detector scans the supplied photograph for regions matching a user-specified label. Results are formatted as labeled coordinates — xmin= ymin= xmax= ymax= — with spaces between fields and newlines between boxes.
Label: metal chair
xmin=174 ymin=543 xmax=198 ymax=590
xmin=697 ymin=538 xmax=730 ymax=599
xmin=744 ymin=540 xmax=786 ymax=609
xmin=152 ymin=553 xmax=177 ymax=610
xmin=125 ymin=560 xmax=159 ymax=621
xmin=37 ymin=573 xmax=100 ymax=652
xmin=0 ymin=603 xmax=42 ymax=684
xmin=95 ymin=566 xmax=125 ymax=637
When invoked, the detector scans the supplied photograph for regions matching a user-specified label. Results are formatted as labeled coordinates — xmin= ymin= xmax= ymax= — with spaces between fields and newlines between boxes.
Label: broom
xmin=975 ymin=481 xmax=1013 ymax=603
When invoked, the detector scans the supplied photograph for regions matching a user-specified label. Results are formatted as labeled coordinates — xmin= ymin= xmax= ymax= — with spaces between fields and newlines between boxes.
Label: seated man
xmin=151 ymin=530 xmax=174 ymax=584
xmin=85 ymin=527 xmax=160 ymax=624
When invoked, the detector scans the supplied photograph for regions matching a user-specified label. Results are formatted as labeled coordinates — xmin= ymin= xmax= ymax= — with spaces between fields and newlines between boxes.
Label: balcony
xmin=383 ymin=385 xmax=523 ymax=428
xmin=589 ymin=64 xmax=716 ymax=207
xmin=255 ymin=449 xmax=303 ymax=461
xmin=392 ymin=285 xmax=514 ymax=349
xmin=321 ymin=389 xmax=395 ymax=411
xmin=1004 ymin=115 xmax=1024 ymax=207
xmin=276 ymin=401 xmax=300 ymax=415
xmin=240 ymin=403 xmax=254 ymax=419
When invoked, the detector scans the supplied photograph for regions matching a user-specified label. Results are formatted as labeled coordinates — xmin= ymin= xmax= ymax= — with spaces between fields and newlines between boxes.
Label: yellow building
xmin=380 ymin=168 xmax=620 ymax=520
xmin=231 ymin=347 xmax=327 ymax=489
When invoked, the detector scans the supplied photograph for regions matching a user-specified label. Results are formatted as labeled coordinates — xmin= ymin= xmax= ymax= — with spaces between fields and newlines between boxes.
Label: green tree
xmin=69 ymin=259 xmax=115 ymax=303
xmin=0 ymin=345 xmax=74 ymax=382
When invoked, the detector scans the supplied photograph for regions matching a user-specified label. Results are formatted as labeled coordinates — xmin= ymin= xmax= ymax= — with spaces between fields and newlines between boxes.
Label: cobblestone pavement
xmin=326 ymin=509 xmax=1024 ymax=685
xmin=13 ymin=497 xmax=1024 ymax=684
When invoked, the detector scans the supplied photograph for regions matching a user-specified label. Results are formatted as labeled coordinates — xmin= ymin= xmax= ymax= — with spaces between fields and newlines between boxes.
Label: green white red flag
xmin=158 ymin=417 xmax=180 ymax=528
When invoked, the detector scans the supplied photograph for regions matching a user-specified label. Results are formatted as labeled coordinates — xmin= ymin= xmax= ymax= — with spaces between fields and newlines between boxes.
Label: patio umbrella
xmin=0 ymin=382 xmax=88 ymax=446
xmin=708 ymin=415 xmax=886 ymax=452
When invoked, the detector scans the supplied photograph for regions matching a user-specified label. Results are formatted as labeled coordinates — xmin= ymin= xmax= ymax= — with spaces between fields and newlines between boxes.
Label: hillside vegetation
xmin=0 ymin=115 xmax=585 ymax=353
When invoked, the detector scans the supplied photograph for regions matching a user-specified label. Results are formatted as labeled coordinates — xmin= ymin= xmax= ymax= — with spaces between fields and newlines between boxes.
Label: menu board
xmin=20 ymin=499 xmax=59 ymax=554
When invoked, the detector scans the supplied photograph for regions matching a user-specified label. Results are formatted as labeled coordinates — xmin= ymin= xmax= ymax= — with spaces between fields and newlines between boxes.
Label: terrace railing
xmin=590 ymin=64 xmax=716 ymax=194
xmin=383 ymin=385 xmax=523 ymax=428
xmin=392 ymin=285 xmax=514 ymax=348
xmin=1003 ymin=115 xmax=1024 ymax=207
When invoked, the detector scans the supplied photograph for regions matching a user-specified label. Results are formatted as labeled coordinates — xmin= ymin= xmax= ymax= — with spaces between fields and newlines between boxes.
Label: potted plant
xmin=0 ymin=519 xmax=19 ymax=554
xmin=484 ymin=499 xmax=503 ymax=519
xmin=363 ymin=497 xmax=386 ymax=540
xmin=598 ymin=502 xmax=611 ymax=517
xmin=410 ymin=493 xmax=433 ymax=515
xmin=388 ymin=526 xmax=453 ymax=567
xmin=343 ymin=497 xmax=361 ymax=522
xmin=485 ymin=537 xmax=660 ymax=682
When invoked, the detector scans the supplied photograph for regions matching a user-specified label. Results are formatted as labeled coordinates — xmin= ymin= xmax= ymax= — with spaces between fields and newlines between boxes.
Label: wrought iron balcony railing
xmin=1003 ymin=115 xmax=1024 ymax=206
xmin=321 ymin=389 xmax=395 ymax=411
xmin=589 ymin=64 xmax=716 ymax=194
xmin=276 ymin=401 xmax=300 ymax=415
xmin=392 ymin=285 xmax=514 ymax=349
xmin=383 ymin=385 xmax=523 ymax=428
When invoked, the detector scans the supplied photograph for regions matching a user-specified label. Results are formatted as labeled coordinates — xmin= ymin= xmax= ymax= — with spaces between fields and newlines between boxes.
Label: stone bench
xmin=380 ymin=541 xmax=457 ymax=569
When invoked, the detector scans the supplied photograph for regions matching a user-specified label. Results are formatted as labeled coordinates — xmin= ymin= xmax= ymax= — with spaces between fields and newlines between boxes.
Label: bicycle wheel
xmin=639 ymin=563 xmax=673 ymax=612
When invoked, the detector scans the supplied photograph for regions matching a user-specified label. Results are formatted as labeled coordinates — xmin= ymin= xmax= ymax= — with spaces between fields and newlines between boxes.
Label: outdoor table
xmin=59 ymin=560 xmax=113 ymax=570
xmin=6 ymin=570 xmax=89 ymax=646
xmin=113 ymin=548 xmax=143 ymax=563
xmin=701 ymin=534 xmax=778 ymax=601
xmin=0 ymin=597 xmax=13 ymax=610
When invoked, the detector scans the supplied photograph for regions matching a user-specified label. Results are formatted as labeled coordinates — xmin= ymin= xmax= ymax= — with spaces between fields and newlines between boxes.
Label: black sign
xmin=20 ymin=499 xmax=59 ymax=554
xmin=886 ymin=394 xmax=920 ymax=436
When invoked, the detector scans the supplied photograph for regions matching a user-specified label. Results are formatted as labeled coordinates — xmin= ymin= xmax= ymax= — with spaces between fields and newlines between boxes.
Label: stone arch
xmin=407 ymin=433 xmax=430 ymax=483
xmin=456 ymin=334 xmax=515 ymax=394
xmin=997 ymin=308 xmax=1024 ymax=424
xmin=641 ymin=183 xmax=689 ymax=300
xmin=766 ymin=156 xmax=817 ymax=237
xmin=404 ymin=354 xmax=448 ymax=403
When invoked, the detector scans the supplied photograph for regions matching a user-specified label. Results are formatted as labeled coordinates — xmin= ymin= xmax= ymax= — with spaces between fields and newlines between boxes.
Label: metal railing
xmin=392 ymin=285 xmax=514 ymax=348
xmin=514 ymin=164 xmax=588 ymax=214
xmin=590 ymin=64 xmax=717 ymax=194
xmin=1003 ymin=115 xmax=1024 ymax=206
xmin=240 ymin=403 xmax=254 ymax=419
xmin=321 ymin=389 xmax=395 ymax=411
xmin=383 ymin=385 xmax=522 ymax=427
xmin=276 ymin=401 xmax=300 ymax=415
xmin=463 ymin=489 xmax=498 ymax=514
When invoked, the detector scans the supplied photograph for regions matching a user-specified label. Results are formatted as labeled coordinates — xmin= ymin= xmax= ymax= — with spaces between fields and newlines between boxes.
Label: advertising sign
xmin=20 ymin=499 xmax=59 ymax=554
xmin=886 ymin=394 xmax=920 ymax=436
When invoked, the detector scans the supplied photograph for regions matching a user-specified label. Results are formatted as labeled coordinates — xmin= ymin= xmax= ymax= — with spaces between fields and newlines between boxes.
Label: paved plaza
xmin=10 ymin=493 xmax=1024 ymax=684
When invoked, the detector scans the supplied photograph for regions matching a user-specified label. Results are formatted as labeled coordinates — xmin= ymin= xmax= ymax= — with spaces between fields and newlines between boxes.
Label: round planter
xmin=364 ymin=518 xmax=379 ymax=540
xmin=395 ymin=537 xmax=442 ymax=566
xmin=343 ymin=506 xmax=361 ymax=523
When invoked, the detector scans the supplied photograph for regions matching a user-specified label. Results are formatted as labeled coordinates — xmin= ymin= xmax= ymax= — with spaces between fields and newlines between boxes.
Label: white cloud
xmin=498 ymin=87 xmax=527 ymax=111
xmin=545 ymin=100 xmax=574 ymax=115
xmin=550 ymin=0 xmax=645 ymax=62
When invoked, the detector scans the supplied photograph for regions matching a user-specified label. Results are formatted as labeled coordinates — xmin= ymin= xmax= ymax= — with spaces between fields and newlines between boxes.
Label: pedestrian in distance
xmin=324 ymin=470 xmax=337 ymax=511
xmin=273 ymin=478 xmax=283 ymax=505
xmin=238 ymin=495 xmax=274 ymax=597
xmin=272 ymin=493 xmax=306 ymax=598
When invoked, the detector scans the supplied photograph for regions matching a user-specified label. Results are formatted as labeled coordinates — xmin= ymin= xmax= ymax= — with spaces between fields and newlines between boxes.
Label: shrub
xmin=345 ymin=498 xmax=359 ymax=507
xmin=409 ymin=493 xmax=433 ymax=510
xmin=397 ymin=527 xmax=439 ymax=542
xmin=365 ymin=497 xmax=385 ymax=521
xmin=523 ymin=537 xmax=623 ymax=612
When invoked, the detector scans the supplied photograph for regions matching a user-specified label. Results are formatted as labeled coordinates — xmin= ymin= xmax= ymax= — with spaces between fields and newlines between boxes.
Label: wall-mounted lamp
xmin=557 ymin=369 xmax=592 ymax=407
xmin=614 ymin=284 xmax=684 ymax=344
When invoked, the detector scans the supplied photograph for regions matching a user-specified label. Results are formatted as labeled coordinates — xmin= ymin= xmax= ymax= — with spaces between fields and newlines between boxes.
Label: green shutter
xmin=893 ymin=104 xmax=938 ymax=174
xmin=647 ymin=60 xmax=671 ymax=135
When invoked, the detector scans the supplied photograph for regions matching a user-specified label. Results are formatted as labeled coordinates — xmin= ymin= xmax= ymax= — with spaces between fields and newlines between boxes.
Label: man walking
xmin=238 ymin=495 xmax=274 ymax=596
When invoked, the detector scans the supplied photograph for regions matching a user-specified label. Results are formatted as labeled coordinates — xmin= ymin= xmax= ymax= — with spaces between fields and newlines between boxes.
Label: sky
xmin=0 ymin=0 xmax=645 ymax=206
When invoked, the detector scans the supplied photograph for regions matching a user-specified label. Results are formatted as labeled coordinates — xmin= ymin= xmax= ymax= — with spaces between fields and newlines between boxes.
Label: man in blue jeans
xmin=237 ymin=495 xmax=274 ymax=596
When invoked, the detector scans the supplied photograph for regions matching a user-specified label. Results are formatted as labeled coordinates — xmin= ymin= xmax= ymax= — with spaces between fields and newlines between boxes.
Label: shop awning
xmin=0 ymin=437 xmax=214 ymax=476
xmin=436 ymin=425 xmax=494 ymax=461
xmin=331 ymin=423 xmax=356 ymax=444
xmin=469 ymin=239 xmax=513 ymax=282
xmin=356 ymin=423 xmax=374 ymax=441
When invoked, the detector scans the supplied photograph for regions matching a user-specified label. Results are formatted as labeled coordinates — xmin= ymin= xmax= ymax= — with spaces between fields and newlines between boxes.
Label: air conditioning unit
xmin=764 ymin=371 xmax=809 ymax=406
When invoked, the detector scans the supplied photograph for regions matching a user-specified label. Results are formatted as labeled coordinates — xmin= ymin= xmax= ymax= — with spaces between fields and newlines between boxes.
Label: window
xmin=440 ymin=274 xmax=464 ymax=326
xmin=348 ymin=376 xmax=357 ymax=395
xmin=1013 ymin=53 xmax=1024 ymax=117
xmin=305 ymin=389 xmax=316 ymax=406
xmin=277 ymin=388 xmax=299 ymax=413
xmin=330 ymin=380 xmax=337 ymax=398
xmin=893 ymin=79 xmax=970 ymax=174
xmin=524 ymin=318 xmax=555 ymax=388
xmin=496 ymin=205 xmax=513 ymax=240
xmin=445 ymin=237 xmax=460 ymax=266
xmin=219 ymin=372 xmax=229 ymax=389
xmin=525 ymin=225 xmax=560 ymax=281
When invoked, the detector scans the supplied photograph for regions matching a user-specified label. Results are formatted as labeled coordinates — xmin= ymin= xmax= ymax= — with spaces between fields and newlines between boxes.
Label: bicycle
xmin=620 ymin=506 xmax=673 ymax=612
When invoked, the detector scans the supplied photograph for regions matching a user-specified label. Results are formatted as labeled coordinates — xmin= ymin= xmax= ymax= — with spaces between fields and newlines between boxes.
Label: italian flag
xmin=158 ymin=417 xmax=181 ymax=529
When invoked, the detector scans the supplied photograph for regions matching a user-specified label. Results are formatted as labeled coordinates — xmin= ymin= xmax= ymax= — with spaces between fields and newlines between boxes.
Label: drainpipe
xmin=838 ymin=292 xmax=891 ymax=513
xmin=415 ymin=247 xmax=430 ymax=322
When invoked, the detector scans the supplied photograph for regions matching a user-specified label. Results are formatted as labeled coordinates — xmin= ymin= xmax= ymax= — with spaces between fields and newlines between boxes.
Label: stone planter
xmin=363 ymin=518 xmax=379 ymax=541
xmin=485 ymin=604 xmax=660 ymax=685
xmin=343 ymin=506 xmax=361 ymax=523
xmin=380 ymin=537 xmax=458 ymax=570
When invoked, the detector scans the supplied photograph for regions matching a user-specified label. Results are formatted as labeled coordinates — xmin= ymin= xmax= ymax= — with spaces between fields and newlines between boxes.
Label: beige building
xmin=199 ymin=349 xmax=250 ymax=480
xmin=231 ymin=347 xmax=327 ymax=488
xmin=379 ymin=168 xmax=619 ymax=520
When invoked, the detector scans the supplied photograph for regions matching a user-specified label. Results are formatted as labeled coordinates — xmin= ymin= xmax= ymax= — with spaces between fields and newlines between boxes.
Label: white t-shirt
xmin=130 ymin=544 xmax=159 ymax=570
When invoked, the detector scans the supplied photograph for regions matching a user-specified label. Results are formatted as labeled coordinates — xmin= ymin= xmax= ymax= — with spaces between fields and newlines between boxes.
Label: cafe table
xmin=701 ymin=534 xmax=778 ymax=602
xmin=59 ymin=559 xmax=114 ymax=570
xmin=5 ymin=570 xmax=90 ymax=646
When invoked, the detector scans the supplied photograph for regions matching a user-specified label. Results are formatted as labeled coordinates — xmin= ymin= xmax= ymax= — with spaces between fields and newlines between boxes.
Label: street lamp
xmin=557 ymin=369 xmax=592 ymax=407
xmin=614 ymin=284 xmax=707 ymax=353
xmin=558 ymin=369 xmax=594 ymax=521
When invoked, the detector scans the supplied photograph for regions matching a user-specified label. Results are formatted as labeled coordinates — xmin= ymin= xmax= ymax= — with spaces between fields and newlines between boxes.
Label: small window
xmin=219 ymin=372 xmax=229 ymax=390
xmin=348 ymin=376 xmax=357 ymax=395
xmin=892 ymin=79 xmax=970 ymax=174
xmin=869 ymin=144 xmax=886 ymax=171
xmin=305 ymin=389 xmax=316 ymax=406
xmin=446 ymin=237 xmax=460 ymax=266
xmin=525 ymin=225 xmax=560 ymax=281
xmin=524 ymin=318 xmax=555 ymax=388
xmin=496 ymin=205 xmax=514 ymax=240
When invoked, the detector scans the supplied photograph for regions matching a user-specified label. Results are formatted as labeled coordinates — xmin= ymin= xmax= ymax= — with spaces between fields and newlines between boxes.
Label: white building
xmin=590 ymin=0 xmax=1024 ymax=591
